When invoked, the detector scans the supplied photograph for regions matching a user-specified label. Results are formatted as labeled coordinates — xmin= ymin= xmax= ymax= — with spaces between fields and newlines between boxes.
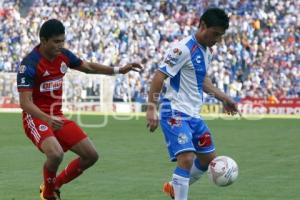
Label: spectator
xmin=0 ymin=0 xmax=299 ymax=103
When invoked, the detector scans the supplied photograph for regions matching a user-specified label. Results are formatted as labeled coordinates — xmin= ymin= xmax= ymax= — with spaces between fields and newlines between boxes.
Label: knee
xmin=181 ymin=158 xmax=194 ymax=169
xmin=177 ymin=152 xmax=195 ymax=170
xmin=90 ymin=151 xmax=99 ymax=164
xmin=83 ymin=151 xmax=99 ymax=167
xmin=46 ymin=149 xmax=64 ymax=164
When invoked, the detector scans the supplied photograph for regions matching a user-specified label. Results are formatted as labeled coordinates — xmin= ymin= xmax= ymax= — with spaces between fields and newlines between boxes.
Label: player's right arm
xmin=17 ymin=63 xmax=63 ymax=130
xmin=146 ymin=43 xmax=187 ymax=132
xmin=146 ymin=71 xmax=168 ymax=132
xmin=19 ymin=91 xmax=64 ymax=130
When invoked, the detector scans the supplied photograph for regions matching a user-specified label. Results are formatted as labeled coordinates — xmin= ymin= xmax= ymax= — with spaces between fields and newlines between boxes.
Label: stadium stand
xmin=0 ymin=0 xmax=299 ymax=106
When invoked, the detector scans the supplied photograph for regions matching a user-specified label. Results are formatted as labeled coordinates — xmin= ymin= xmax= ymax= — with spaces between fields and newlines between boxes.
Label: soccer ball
xmin=207 ymin=156 xmax=239 ymax=186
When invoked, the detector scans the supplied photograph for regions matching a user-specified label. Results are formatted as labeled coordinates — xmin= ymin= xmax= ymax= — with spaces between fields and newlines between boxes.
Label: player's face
xmin=42 ymin=34 xmax=65 ymax=57
xmin=204 ymin=26 xmax=225 ymax=47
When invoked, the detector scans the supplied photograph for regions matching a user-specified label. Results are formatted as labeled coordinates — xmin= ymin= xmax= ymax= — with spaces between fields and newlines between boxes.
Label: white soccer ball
xmin=207 ymin=156 xmax=239 ymax=186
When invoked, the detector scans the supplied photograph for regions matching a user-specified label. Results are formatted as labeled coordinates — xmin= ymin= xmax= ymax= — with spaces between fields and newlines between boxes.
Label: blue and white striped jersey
xmin=159 ymin=35 xmax=212 ymax=117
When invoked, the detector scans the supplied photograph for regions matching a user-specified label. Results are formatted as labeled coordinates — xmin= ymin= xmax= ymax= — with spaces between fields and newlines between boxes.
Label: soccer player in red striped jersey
xmin=17 ymin=19 xmax=142 ymax=200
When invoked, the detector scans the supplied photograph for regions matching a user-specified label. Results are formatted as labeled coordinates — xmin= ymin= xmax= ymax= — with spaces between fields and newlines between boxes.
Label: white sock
xmin=172 ymin=167 xmax=190 ymax=200
xmin=189 ymin=158 xmax=206 ymax=185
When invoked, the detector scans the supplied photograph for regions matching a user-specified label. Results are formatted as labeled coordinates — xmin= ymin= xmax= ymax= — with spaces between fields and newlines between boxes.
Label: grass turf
xmin=0 ymin=113 xmax=299 ymax=200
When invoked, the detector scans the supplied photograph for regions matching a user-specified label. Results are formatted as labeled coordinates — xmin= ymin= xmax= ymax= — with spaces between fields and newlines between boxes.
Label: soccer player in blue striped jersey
xmin=146 ymin=8 xmax=240 ymax=200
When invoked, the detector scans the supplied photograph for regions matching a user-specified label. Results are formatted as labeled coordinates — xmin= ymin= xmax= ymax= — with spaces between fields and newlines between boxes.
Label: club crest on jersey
xmin=173 ymin=48 xmax=182 ymax=56
xmin=39 ymin=124 xmax=48 ymax=131
xmin=40 ymin=78 xmax=63 ymax=92
xmin=60 ymin=62 xmax=68 ymax=74
xmin=18 ymin=65 xmax=26 ymax=73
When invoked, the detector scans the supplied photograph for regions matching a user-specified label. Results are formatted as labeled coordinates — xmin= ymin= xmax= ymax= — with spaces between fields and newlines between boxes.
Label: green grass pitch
xmin=0 ymin=113 xmax=299 ymax=200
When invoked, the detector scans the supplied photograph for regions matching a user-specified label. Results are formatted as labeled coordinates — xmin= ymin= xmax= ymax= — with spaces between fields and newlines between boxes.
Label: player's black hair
xmin=200 ymin=8 xmax=229 ymax=30
xmin=39 ymin=19 xmax=65 ymax=40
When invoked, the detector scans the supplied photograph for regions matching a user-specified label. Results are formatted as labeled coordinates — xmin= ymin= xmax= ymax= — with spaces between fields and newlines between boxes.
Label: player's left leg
xmin=53 ymin=119 xmax=99 ymax=190
xmin=189 ymin=118 xmax=216 ymax=185
xmin=55 ymin=138 xmax=99 ymax=189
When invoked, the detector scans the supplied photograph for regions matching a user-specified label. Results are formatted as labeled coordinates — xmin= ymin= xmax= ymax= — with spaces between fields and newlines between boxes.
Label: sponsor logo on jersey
xmin=60 ymin=62 xmax=68 ymax=74
xmin=18 ymin=65 xmax=26 ymax=73
xmin=40 ymin=78 xmax=63 ymax=92
xmin=195 ymin=55 xmax=202 ymax=64
xmin=198 ymin=132 xmax=212 ymax=147
xmin=39 ymin=124 xmax=48 ymax=131
xmin=164 ymin=54 xmax=179 ymax=67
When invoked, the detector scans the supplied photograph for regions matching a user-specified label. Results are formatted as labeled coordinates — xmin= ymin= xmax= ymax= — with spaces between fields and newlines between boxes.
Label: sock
xmin=55 ymin=158 xmax=83 ymax=189
xmin=172 ymin=167 xmax=190 ymax=200
xmin=43 ymin=164 xmax=57 ymax=198
xmin=189 ymin=158 xmax=207 ymax=185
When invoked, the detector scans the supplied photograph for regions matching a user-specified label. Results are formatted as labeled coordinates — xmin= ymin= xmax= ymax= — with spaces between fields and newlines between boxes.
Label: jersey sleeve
xmin=158 ymin=43 xmax=189 ymax=78
xmin=62 ymin=48 xmax=83 ymax=68
xmin=17 ymin=62 xmax=36 ymax=92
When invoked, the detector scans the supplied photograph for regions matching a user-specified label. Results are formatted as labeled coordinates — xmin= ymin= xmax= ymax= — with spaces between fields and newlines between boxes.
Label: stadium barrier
xmin=1 ymin=98 xmax=300 ymax=118
xmin=239 ymin=98 xmax=300 ymax=115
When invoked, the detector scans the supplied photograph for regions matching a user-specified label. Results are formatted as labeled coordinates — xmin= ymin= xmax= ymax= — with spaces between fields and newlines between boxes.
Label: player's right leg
xmin=160 ymin=111 xmax=195 ymax=200
xmin=40 ymin=137 xmax=64 ymax=199
xmin=22 ymin=113 xmax=63 ymax=200
xmin=172 ymin=152 xmax=195 ymax=200
xmin=165 ymin=152 xmax=210 ymax=199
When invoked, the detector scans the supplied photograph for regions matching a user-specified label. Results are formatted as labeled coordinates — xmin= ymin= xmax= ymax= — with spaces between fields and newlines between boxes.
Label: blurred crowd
xmin=0 ymin=0 xmax=299 ymax=103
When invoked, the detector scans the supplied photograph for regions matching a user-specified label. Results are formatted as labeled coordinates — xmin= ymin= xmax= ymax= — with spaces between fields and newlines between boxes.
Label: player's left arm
xmin=75 ymin=62 xmax=142 ymax=75
xmin=203 ymin=75 xmax=240 ymax=116
xmin=62 ymin=48 xmax=142 ymax=75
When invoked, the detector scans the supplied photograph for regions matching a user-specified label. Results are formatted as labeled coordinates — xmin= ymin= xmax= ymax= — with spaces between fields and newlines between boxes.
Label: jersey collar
xmin=192 ymin=34 xmax=207 ymax=51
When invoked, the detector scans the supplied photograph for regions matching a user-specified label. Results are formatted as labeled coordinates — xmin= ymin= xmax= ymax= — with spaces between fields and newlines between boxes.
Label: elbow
xmin=84 ymin=70 xmax=92 ymax=74
xmin=82 ymin=68 xmax=92 ymax=74
xmin=19 ymin=101 xmax=26 ymax=111
xmin=19 ymin=99 xmax=30 ymax=112
xmin=154 ymin=71 xmax=167 ymax=83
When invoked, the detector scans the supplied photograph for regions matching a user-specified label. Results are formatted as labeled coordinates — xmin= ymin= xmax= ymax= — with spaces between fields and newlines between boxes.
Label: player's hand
xmin=46 ymin=116 xmax=64 ymax=131
xmin=222 ymin=98 xmax=242 ymax=116
xmin=146 ymin=107 xmax=159 ymax=132
xmin=119 ymin=63 xmax=143 ymax=74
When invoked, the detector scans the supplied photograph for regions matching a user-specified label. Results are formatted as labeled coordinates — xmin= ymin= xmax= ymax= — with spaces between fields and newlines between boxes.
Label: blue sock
xmin=189 ymin=158 xmax=206 ymax=185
